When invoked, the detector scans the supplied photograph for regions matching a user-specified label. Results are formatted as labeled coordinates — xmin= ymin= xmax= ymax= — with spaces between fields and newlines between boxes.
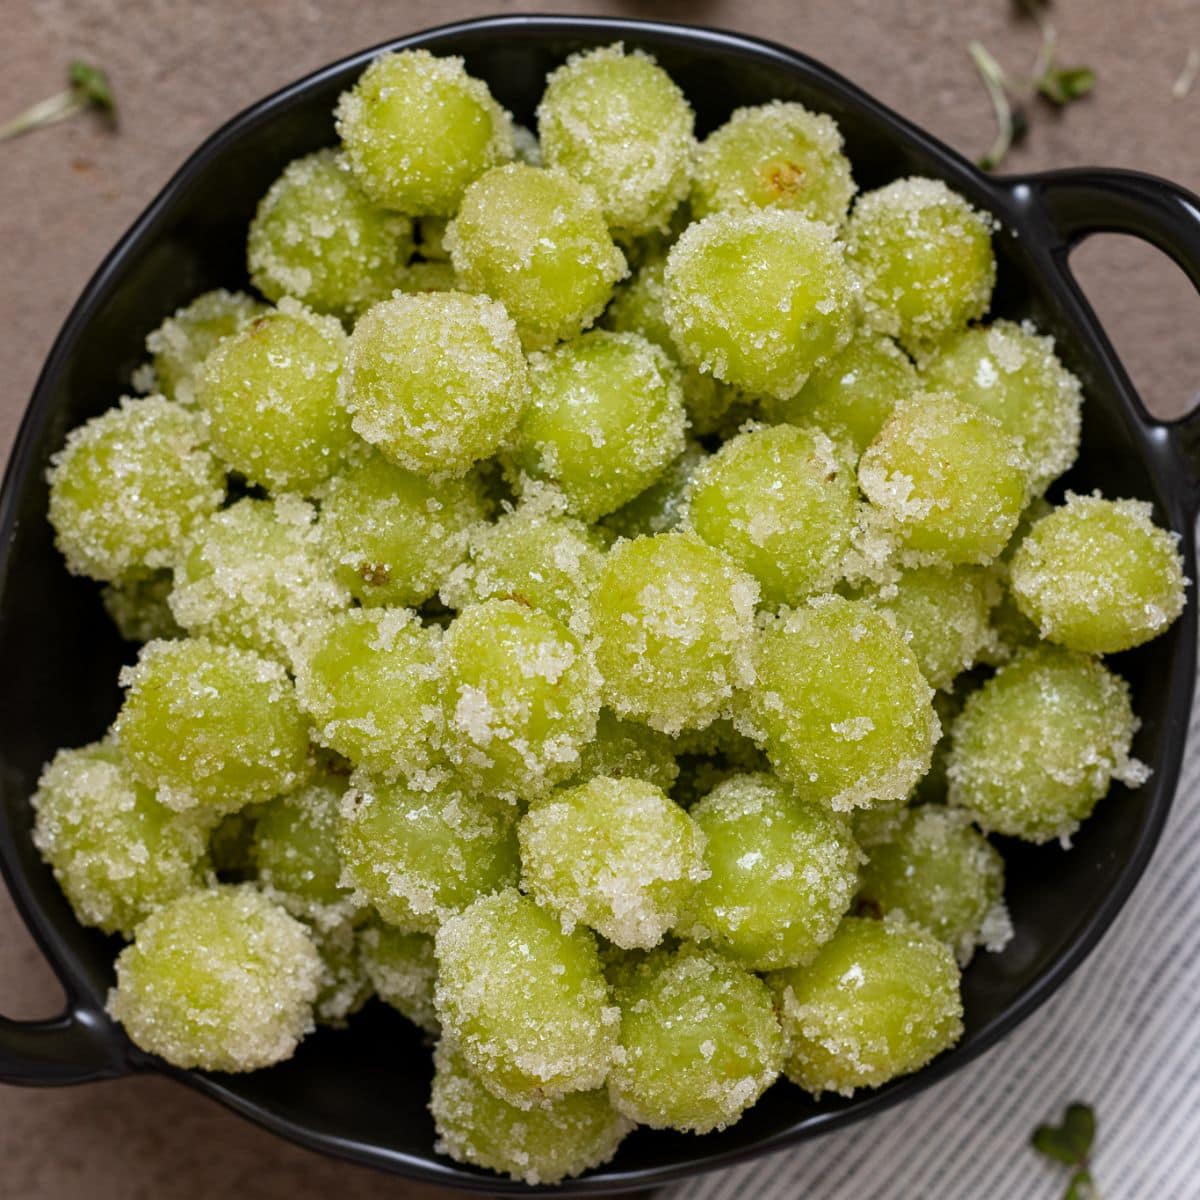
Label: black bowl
xmin=3 ymin=14 xmax=1200 ymax=1196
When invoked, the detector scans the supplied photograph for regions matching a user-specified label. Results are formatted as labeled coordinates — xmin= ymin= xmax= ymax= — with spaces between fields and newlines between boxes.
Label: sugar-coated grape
xmin=591 ymin=532 xmax=758 ymax=734
xmin=32 ymin=741 xmax=210 ymax=937
xmin=603 ymin=440 xmax=707 ymax=540
xmin=519 ymin=776 xmax=706 ymax=949
xmin=850 ymin=794 xmax=912 ymax=850
xmin=847 ymin=177 xmax=995 ymax=356
xmin=342 ymin=291 xmax=528 ymax=477
xmin=358 ymin=919 xmax=438 ymax=1033
xmin=47 ymin=396 xmax=224 ymax=583
xmin=448 ymin=163 xmax=627 ymax=349
xmin=107 ymin=885 xmax=322 ymax=1072
xmin=434 ymin=888 xmax=618 ymax=1107
xmin=430 ymin=1042 xmax=632 ymax=1185
xmin=311 ymin=919 xmax=373 ymax=1026
xmin=680 ymin=772 xmax=860 ymax=970
xmin=512 ymin=330 xmax=687 ymax=520
xmin=664 ymin=209 xmax=858 ymax=401
xmin=738 ymin=596 xmax=937 ymax=809
xmin=101 ymin=571 xmax=181 ymax=643
xmin=538 ymin=44 xmax=694 ymax=238
xmin=686 ymin=422 xmax=857 ymax=606
xmin=947 ymin=644 xmax=1145 ymax=844
xmin=692 ymin=101 xmax=855 ymax=225
xmin=769 ymin=914 xmax=963 ymax=1096
xmin=114 ymin=637 xmax=310 ymax=815
xmin=570 ymin=709 xmax=680 ymax=793
xmin=247 ymin=150 xmax=414 ymax=319
xmin=335 ymin=50 xmax=514 ymax=215
xmin=602 ymin=248 xmax=674 ymax=350
xmin=318 ymin=450 xmax=489 ymax=608
xmin=396 ymin=260 xmax=460 ymax=293
xmin=607 ymin=942 xmax=783 ymax=1133
xmin=1009 ymin=491 xmax=1186 ymax=654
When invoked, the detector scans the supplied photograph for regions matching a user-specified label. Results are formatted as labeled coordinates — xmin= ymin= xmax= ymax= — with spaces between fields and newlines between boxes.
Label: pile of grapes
xmin=35 ymin=43 xmax=1186 ymax=1185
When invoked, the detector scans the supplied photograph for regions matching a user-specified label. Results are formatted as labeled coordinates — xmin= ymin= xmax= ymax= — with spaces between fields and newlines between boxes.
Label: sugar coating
xmin=1009 ymin=491 xmax=1187 ymax=654
xmin=310 ymin=918 xmax=373 ymax=1026
xmin=434 ymin=888 xmax=618 ymax=1107
xmin=738 ymin=596 xmax=938 ymax=810
xmin=850 ymin=794 xmax=913 ymax=850
xmin=923 ymin=320 xmax=1082 ymax=494
xmin=769 ymin=914 xmax=963 ymax=1096
xmin=685 ymin=422 xmax=858 ymax=606
xmin=692 ymin=100 xmax=856 ymax=226
xmin=247 ymin=149 xmax=414 ymax=320
xmin=857 ymin=806 xmax=1010 ymax=966
xmin=569 ymin=709 xmax=681 ymax=794
xmin=664 ymin=208 xmax=858 ymax=401
xmin=142 ymin=289 xmax=266 ymax=406
xmin=114 ymin=637 xmax=310 ymax=816
xmin=440 ymin=598 xmax=600 ymax=804
xmin=603 ymin=440 xmax=708 ymax=540
xmin=591 ymin=532 xmax=759 ymax=734
xmin=342 ymin=291 xmax=529 ymax=478
xmin=607 ymin=942 xmax=783 ymax=1133
xmin=101 ymin=571 xmax=181 ymax=643
xmin=447 ymin=163 xmax=628 ymax=349
xmin=170 ymin=496 xmax=350 ymax=664
xmin=335 ymin=50 xmax=514 ymax=215
xmin=858 ymin=391 xmax=1030 ymax=565
xmin=47 ymin=395 xmax=225 ymax=583
xmin=430 ymin=1042 xmax=632 ymax=1184
xmin=520 ymin=776 xmax=707 ymax=949
xmin=538 ymin=43 xmax=694 ymax=238
xmin=358 ymin=918 xmax=439 ymax=1033
xmin=107 ymin=885 xmax=322 ymax=1072
xmin=679 ymin=772 xmax=861 ymax=970
xmin=947 ymin=643 xmax=1145 ymax=844
xmin=847 ymin=177 xmax=996 ymax=356
xmin=32 ymin=740 xmax=210 ymax=937
xmin=318 ymin=449 xmax=489 ymax=608
xmin=512 ymin=330 xmax=687 ymax=521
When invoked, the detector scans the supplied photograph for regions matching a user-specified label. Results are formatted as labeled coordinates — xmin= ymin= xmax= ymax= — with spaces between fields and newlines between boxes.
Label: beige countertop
xmin=1 ymin=2 xmax=1197 ymax=1196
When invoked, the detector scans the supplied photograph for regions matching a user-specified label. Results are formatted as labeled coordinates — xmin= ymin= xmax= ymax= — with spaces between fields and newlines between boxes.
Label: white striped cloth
xmin=666 ymin=666 xmax=1200 ymax=1199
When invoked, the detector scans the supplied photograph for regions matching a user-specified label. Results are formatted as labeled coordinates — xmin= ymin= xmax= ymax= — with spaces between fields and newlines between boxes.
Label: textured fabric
xmin=666 ymin=671 xmax=1200 ymax=1200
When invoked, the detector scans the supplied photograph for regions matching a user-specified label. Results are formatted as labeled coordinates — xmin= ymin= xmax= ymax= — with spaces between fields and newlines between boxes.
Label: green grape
xmin=247 ymin=149 xmax=414 ymax=319
xmin=538 ymin=44 xmax=694 ymax=238
xmin=430 ymin=1042 xmax=632 ymax=1185
xmin=857 ymin=391 xmax=1030 ymax=565
xmin=196 ymin=299 xmax=353 ymax=493
xmin=607 ymin=942 xmax=783 ymax=1133
xmin=338 ymin=776 xmax=519 ymax=932
xmin=512 ymin=330 xmax=687 ymax=521
xmin=107 ymin=885 xmax=322 ymax=1072
xmin=440 ymin=599 xmax=600 ymax=803
xmin=590 ymin=532 xmax=758 ymax=734
xmin=1009 ymin=491 xmax=1186 ymax=654
xmin=395 ymin=260 xmax=460 ymax=293
xmin=342 ymin=291 xmax=529 ymax=477
xmin=846 ymin=177 xmax=996 ymax=356
xmin=31 ymin=740 xmax=210 ymax=937
xmin=311 ymin=919 xmax=373 ymax=1026
xmin=946 ymin=644 xmax=1144 ymax=844
xmin=602 ymin=249 xmax=674 ymax=351
xmin=569 ymin=709 xmax=680 ymax=793
xmin=913 ymin=686 xmax=966 ymax=804
xmin=981 ymin=495 xmax=1054 ymax=663
xmin=864 ymin=564 xmax=999 ymax=689
xmin=692 ymin=100 xmax=856 ymax=225
xmin=335 ymin=49 xmax=514 ymax=215
xmin=664 ymin=208 xmax=858 ymax=401
xmin=738 ymin=596 xmax=937 ymax=809
xmin=101 ymin=571 xmax=181 ymax=643
xmin=447 ymin=163 xmax=627 ymax=349
xmin=850 ymin=794 xmax=912 ymax=850
xmin=292 ymin=607 xmax=441 ymax=783
xmin=679 ymin=772 xmax=860 ymax=970
xmin=769 ymin=914 xmax=963 ymax=1096
xmin=519 ymin=776 xmax=706 ymax=949
xmin=686 ymin=422 xmax=857 ymax=606
xmin=434 ymin=888 xmax=618 ymax=1106
xmin=857 ymin=806 xmax=1009 ymax=966
xmin=47 ymin=396 xmax=224 ymax=583
xmin=602 ymin=440 xmax=708 ymax=540
xmin=114 ymin=637 xmax=310 ymax=815
xmin=357 ymin=918 xmax=438 ymax=1033
xmin=318 ymin=450 xmax=489 ymax=608
xmin=766 ymin=333 xmax=919 ymax=454
xmin=922 ymin=320 xmax=1082 ymax=494
xmin=142 ymin=289 xmax=266 ymax=406
xmin=170 ymin=496 xmax=350 ymax=663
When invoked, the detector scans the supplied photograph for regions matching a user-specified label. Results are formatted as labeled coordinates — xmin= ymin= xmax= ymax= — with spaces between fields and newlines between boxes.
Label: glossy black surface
xmin=2 ymin=15 xmax=1199 ymax=1197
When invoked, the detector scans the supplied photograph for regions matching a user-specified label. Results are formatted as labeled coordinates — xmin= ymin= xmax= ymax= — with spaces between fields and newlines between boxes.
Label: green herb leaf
xmin=1033 ymin=1123 xmax=1083 ymax=1166
xmin=1038 ymin=66 xmax=1095 ymax=105
xmin=1061 ymin=1102 xmax=1096 ymax=1159
xmin=68 ymin=60 xmax=116 ymax=116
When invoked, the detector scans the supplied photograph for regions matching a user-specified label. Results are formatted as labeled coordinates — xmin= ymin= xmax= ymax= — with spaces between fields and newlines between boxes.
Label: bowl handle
xmin=0 ymin=1001 xmax=128 ymax=1085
